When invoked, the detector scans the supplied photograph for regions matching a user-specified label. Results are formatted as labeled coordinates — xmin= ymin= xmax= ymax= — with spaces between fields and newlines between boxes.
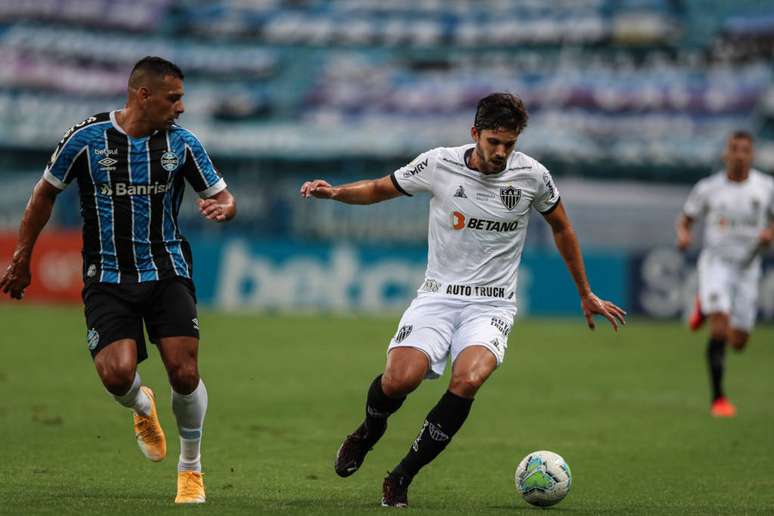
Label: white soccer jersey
xmin=392 ymin=144 xmax=560 ymax=304
xmin=683 ymin=169 xmax=774 ymax=263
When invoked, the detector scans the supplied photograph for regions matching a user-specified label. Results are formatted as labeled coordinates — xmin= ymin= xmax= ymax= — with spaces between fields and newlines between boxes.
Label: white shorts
xmin=698 ymin=252 xmax=760 ymax=332
xmin=387 ymin=294 xmax=517 ymax=379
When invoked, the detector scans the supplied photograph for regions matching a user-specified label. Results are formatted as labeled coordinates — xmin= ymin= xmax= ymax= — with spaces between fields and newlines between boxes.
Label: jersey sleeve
xmin=682 ymin=179 xmax=708 ymax=219
xmin=180 ymin=132 xmax=227 ymax=198
xmin=42 ymin=120 xmax=94 ymax=190
xmin=533 ymin=163 xmax=561 ymax=214
xmin=390 ymin=150 xmax=437 ymax=196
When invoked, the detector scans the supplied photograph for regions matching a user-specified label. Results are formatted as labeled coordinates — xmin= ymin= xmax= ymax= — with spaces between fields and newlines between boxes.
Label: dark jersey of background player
xmin=0 ymin=56 xmax=236 ymax=505
xmin=43 ymin=111 xmax=224 ymax=284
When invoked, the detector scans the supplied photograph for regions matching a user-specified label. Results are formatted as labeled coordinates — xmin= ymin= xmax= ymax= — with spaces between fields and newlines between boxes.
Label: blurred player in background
xmin=300 ymin=93 xmax=625 ymax=508
xmin=0 ymin=56 xmax=236 ymax=503
xmin=676 ymin=131 xmax=774 ymax=417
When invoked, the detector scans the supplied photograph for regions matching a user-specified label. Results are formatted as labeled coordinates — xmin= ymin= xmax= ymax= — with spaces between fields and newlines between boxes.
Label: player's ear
xmin=137 ymin=86 xmax=152 ymax=104
xmin=471 ymin=126 xmax=479 ymax=142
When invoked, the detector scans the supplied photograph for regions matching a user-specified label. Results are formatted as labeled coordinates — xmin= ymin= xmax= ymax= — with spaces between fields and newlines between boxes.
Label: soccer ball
xmin=514 ymin=450 xmax=572 ymax=507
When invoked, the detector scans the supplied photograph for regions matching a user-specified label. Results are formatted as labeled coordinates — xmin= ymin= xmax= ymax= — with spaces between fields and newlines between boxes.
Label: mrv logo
xmin=402 ymin=158 xmax=428 ymax=178
xmin=99 ymin=182 xmax=170 ymax=196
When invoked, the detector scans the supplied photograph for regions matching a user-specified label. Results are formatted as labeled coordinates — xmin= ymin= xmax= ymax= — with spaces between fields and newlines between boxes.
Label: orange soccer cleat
xmin=688 ymin=295 xmax=706 ymax=331
xmin=175 ymin=471 xmax=206 ymax=504
xmin=710 ymin=397 xmax=736 ymax=418
xmin=133 ymin=386 xmax=166 ymax=461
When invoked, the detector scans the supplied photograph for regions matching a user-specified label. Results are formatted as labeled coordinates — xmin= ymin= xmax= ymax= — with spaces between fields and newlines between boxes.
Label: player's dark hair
xmin=129 ymin=56 xmax=184 ymax=88
xmin=729 ymin=130 xmax=753 ymax=143
xmin=473 ymin=93 xmax=528 ymax=134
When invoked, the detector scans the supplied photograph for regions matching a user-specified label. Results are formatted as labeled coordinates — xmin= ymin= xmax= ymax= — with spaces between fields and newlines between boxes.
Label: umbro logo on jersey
xmin=98 ymin=157 xmax=118 ymax=168
xmin=451 ymin=211 xmax=518 ymax=232
xmin=500 ymin=186 xmax=521 ymax=210
xmin=453 ymin=185 xmax=467 ymax=198
xmin=95 ymin=147 xmax=119 ymax=171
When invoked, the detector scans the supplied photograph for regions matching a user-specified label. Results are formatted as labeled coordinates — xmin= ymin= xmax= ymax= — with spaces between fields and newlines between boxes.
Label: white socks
xmin=113 ymin=372 xmax=152 ymax=417
xmin=171 ymin=379 xmax=208 ymax=472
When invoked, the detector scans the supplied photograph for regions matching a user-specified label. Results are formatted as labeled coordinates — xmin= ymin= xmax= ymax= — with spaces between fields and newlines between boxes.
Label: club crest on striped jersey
xmin=160 ymin=151 xmax=179 ymax=172
xmin=500 ymin=185 xmax=521 ymax=210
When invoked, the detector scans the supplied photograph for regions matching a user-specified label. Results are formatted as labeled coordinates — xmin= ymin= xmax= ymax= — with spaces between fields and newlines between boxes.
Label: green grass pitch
xmin=1 ymin=305 xmax=773 ymax=515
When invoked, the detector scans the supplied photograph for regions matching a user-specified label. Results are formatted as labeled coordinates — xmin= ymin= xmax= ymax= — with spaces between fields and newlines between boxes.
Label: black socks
xmin=393 ymin=390 xmax=473 ymax=479
xmin=364 ymin=375 xmax=405 ymax=444
xmin=707 ymin=337 xmax=726 ymax=401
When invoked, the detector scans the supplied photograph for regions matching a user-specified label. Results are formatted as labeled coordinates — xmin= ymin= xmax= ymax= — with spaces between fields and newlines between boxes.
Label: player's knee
xmin=381 ymin=370 xmax=422 ymax=398
xmin=709 ymin=324 xmax=728 ymax=341
xmin=167 ymin=363 xmax=199 ymax=394
xmin=96 ymin=359 xmax=135 ymax=395
xmin=729 ymin=335 xmax=748 ymax=352
xmin=449 ymin=371 xmax=487 ymax=398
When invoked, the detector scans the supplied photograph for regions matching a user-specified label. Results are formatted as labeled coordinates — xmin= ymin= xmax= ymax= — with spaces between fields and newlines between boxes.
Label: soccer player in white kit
xmin=300 ymin=93 xmax=626 ymax=507
xmin=676 ymin=131 xmax=774 ymax=418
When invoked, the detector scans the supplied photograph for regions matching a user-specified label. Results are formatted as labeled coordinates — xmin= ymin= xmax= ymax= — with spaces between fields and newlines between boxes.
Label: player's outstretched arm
xmin=197 ymin=188 xmax=236 ymax=222
xmin=0 ymin=179 xmax=60 ymax=300
xmin=675 ymin=214 xmax=694 ymax=251
xmin=542 ymin=200 xmax=626 ymax=331
xmin=299 ymin=175 xmax=402 ymax=205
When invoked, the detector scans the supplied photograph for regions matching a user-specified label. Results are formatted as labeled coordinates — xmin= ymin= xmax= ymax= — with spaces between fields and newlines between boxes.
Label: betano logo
xmin=98 ymin=182 xmax=170 ymax=196
xmin=451 ymin=211 xmax=518 ymax=232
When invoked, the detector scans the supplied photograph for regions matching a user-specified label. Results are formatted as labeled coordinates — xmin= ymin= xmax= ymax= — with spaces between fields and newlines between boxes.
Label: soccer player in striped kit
xmin=0 ymin=57 xmax=236 ymax=503
xmin=300 ymin=93 xmax=625 ymax=507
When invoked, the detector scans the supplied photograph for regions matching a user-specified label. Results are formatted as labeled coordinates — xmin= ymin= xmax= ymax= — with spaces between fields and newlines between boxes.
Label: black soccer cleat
xmin=381 ymin=472 xmax=411 ymax=508
xmin=334 ymin=421 xmax=386 ymax=477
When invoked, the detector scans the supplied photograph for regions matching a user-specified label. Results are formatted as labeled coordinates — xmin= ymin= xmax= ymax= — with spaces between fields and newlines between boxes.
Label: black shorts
xmin=82 ymin=276 xmax=199 ymax=362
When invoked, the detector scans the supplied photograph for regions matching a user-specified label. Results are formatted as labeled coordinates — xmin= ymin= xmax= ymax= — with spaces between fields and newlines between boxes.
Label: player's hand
xmin=197 ymin=198 xmax=230 ymax=222
xmin=759 ymin=227 xmax=774 ymax=247
xmin=676 ymin=228 xmax=692 ymax=251
xmin=0 ymin=258 xmax=32 ymax=300
xmin=580 ymin=292 xmax=626 ymax=332
xmin=300 ymin=179 xmax=336 ymax=199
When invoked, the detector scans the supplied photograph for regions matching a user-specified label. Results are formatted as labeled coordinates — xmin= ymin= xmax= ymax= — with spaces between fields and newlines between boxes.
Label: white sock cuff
xmin=172 ymin=378 xmax=205 ymax=401
xmin=114 ymin=371 xmax=141 ymax=402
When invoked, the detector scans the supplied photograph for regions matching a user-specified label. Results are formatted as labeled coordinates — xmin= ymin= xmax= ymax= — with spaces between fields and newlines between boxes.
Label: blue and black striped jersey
xmin=43 ymin=111 xmax=227 ymax=284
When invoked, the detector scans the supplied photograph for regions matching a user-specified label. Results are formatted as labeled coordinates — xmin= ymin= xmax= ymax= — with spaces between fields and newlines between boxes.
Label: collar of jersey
xmin=110 ymin=110 xmax=159 ymax=141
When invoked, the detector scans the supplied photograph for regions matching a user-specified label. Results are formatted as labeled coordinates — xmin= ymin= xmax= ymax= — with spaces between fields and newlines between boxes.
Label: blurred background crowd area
xmin=1 ymin=0 xmax=773 ymax=317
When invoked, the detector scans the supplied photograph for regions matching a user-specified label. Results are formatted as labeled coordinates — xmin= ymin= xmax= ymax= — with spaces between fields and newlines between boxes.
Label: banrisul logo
xmin=160 ymin=151 xmax=179 ymax=172
xmin=98 ymin=183 xmax=170 ymax=196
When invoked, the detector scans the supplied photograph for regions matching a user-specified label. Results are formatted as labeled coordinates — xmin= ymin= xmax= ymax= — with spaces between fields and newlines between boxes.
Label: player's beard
xmin=475 ymin=147 xmax=506 ymax=174
xmin=489 ymin=158 xmax=506 ymax=172
xmin=729 ymin=162 xmax=749 ymax=179
xmin=485 ymin=155 xmax=507 ymax=173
